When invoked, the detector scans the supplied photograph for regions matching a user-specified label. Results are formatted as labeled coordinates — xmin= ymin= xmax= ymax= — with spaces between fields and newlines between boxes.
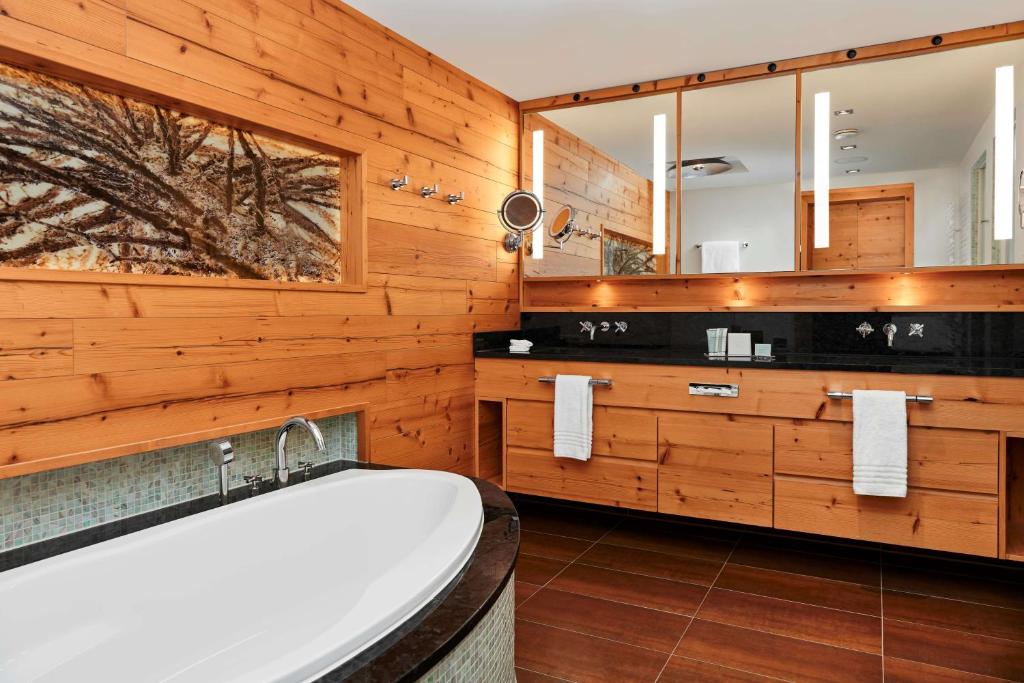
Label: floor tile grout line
xmin=530 ymin=583 xmax=701 ymax=618
xmin=516 ymin=616 xmax=683 ymax=656
xmin=727 ymin=558 xmax=880 ymax=589
xmin=652 ymin=534 xmax=742 ymax=682
xmin=570 ymin=559 xmax=716 ymax=589
xmin=880 ymin=585 xmax=1024 ymax=613
xmin=516 ymin=518 xmax=622 ymax=611
xmin=691 ymin=613 xmax=885 ymax=658
xmin=882 ymin=656 xmax=1016 ymax=683
xmin=514 ymin=664 xmax=576 ymax=682
xmin=882 ymin=615 xmax=1024 ymax=645
xmin=671 ymin=654 xmax=791 ymax=682
xmin=708 ymin=584 xmax=883 ymax=619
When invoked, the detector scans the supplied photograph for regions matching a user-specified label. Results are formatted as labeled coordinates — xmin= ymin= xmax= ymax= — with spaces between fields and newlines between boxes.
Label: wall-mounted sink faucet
xmin=883 ymin=323 xmax=898 ymax=348
xmin=208 ymin=440 xmax=234 ymax=505
xmin=580 ymin=320 xmax=628 ymax=341
xmin=274 ymin=417 xmax=326 ymax=486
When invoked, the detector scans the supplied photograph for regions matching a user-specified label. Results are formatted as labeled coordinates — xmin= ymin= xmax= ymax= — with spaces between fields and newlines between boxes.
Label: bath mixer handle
xmin=297 ymin=460 xmax=314 ymax=481
xmin=244 ymin=474 xmax=264 ymax=496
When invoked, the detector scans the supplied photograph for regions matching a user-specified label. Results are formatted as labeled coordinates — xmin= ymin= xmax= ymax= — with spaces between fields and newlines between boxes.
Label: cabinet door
xmin=658 ymin=413 xmax=773 ymax=526
xmin=507 ymin=400 xmax=658 ymax=460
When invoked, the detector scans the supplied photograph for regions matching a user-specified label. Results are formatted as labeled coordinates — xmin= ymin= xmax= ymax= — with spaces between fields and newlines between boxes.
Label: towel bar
xmin=696 ymin=241 xmax=750 ymax=248
xmin=538 ymin=376 xmax=613 ymax=387
xmin=826 ymin=391 xmax=933 ymax=404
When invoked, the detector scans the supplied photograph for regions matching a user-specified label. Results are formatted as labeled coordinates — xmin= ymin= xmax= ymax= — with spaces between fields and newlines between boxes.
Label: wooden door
xmin=802 ymin=183 xmax=914 ymax=270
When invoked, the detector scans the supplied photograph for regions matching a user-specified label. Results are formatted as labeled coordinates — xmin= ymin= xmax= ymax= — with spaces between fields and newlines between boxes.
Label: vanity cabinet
xmin=658 ymin=413 xmax=773 ymax=527
xmin=476 ymin=357 xmax=1023 ymax=560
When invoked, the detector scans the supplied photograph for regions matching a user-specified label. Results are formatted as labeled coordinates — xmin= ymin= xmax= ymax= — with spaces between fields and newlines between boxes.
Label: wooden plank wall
xmin=0 ymin=0 xmax=521 ymax=478
xmin=523 ymin=114 xmax=654 ymax=277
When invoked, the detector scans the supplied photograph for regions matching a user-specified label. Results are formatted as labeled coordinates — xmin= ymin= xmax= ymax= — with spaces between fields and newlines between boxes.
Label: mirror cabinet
xmin=522 ymin=36 xmax=1024 ymax=278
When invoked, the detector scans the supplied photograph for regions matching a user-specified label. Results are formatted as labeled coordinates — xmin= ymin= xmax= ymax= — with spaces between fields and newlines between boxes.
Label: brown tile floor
xmin=511 ymin=496 xmax=1024 ymax=683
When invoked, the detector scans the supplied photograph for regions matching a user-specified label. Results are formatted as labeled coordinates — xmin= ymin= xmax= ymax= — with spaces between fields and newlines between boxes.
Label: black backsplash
xmin=476 ymin=312 xmax=1024 ymax=359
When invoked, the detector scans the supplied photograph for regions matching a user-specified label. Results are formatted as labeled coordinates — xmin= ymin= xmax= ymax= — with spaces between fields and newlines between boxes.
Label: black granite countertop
xmin=0 ymin=461 xmax=520 ymax=683
xmin=475 ymin=346 xmax=1024 ymax=377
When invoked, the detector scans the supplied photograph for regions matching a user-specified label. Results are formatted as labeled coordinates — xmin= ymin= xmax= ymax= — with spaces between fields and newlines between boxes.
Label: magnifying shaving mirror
xmin=548 ymin=205 xmax=599 ymax=250
xmin=497 ymin=190 xmax=544 ymax=252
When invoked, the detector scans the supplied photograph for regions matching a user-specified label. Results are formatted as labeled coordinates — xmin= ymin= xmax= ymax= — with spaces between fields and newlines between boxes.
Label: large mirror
xmin=801 ymin=38 xmax=1024 ymax=269
xmin=681 ymin=75 xmax=796 ymax=273
xmin=523 ymin=92 xmax=678 ymax=277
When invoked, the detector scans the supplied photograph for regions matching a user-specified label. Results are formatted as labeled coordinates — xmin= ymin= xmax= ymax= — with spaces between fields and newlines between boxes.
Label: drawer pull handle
xmin=689 ymin=383 xmax=739 ymax=398
xmin=826 ymin=391 xmax=933 ymax=404
xmin=538 ymin=376 xmax=613 ymax=387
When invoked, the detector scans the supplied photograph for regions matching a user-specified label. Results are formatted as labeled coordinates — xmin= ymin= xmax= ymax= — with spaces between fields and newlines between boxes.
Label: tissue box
xmin=727 ymin=333 xmax=752 ymax=357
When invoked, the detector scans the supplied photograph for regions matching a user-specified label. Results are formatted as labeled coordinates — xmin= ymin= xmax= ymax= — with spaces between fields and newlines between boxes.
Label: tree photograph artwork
xmin=0 ymin=62 xmax=344 ymax=283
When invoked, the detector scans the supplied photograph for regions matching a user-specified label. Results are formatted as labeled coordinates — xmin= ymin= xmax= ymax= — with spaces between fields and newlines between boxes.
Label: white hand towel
xmin=553 ymin=374 xmax=593 ymax=461
xmin=852 ymin=389 xmax=908 ymax=497
xmin=509 ymin=339 xmax=533 ymax=355
xmin=701 ymin=241 xmax=741 ymax=273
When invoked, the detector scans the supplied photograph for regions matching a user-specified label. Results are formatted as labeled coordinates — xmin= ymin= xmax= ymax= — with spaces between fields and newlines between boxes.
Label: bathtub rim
xmin=0 ymin=461 xmax=520 ymax=683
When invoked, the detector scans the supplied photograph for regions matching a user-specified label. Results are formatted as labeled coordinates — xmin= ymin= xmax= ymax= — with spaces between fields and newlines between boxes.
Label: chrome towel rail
xmin=826 ymin=391 xmax=933 ymax=404
xmin=538 ymin=376 xmax=613 ymax=387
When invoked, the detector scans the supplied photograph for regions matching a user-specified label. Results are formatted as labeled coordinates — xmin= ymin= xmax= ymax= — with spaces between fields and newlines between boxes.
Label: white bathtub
xmin=0 ymin=468 xmax=483 ymax=683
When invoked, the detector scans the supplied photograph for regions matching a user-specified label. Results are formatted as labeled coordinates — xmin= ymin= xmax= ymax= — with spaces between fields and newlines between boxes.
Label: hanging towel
xmin=852 ymin=389 xmax=908 ymax=497
xmin=509 ymin=339 xmax=533 ymax=355
xmin=553 ymin=374 xmax=593 ymax=461
xmin=701 ymin=241 xmax=741 ymax=273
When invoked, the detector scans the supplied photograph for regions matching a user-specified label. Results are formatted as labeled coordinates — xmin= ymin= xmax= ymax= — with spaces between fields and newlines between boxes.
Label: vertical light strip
xmin=531 ymin=129 xmax=544 ymax=259
xmin=994 ymin=65 xmax=1014 ymax=241
xmin=813 ymin=91 xmax=831 ymax=248
xmin=652 ymin=113 xmax=667 ymax=255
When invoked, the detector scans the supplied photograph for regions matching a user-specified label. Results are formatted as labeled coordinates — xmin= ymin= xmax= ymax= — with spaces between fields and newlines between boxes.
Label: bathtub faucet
xmin=274 ymin=417 xmax=326 ymax=486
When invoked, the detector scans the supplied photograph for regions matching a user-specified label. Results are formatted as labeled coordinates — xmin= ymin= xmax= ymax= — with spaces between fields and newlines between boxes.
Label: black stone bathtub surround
xmin=475 ymin=312 xmax=1024 ymax=376
xmin=0 ymin=461 xmax=520 ymax=683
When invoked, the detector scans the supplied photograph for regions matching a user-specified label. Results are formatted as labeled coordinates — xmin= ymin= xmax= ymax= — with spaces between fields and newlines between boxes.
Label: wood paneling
xmin=522 ymin=264 xmax=1024 ymax=312
xmin=507 ymin=399 xmax=658 ymax=460
xmin=658 ymin=413 xmax=773 ymax=526
xmin=0 ymin=0 xmax=519 ymax=478
xmin=506 ymin=446 xmax=658 ymax=511
xmin=774 ymin=476 xmax=998 ymax=557
xmin=775 ymin=421 xmax=999 ymax=494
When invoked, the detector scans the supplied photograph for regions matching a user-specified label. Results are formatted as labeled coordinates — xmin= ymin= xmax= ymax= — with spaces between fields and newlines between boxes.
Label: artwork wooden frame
xmin=519 ymin=19 xmax=1024 ymax=289
xmin=0 ymin=59 xmax=368 ymax=293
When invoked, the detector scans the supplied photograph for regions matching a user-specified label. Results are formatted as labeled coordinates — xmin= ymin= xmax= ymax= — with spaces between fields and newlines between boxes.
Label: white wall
xmin=681 ymin=181 xmax=795 ymax=273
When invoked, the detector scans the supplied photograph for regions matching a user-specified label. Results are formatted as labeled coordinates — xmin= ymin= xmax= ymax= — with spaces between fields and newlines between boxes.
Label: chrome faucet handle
xmin=447 ymin=191 xmax=464 ymax=205
xmin=390 ymin=175 xmax=409 ymax=191
xmin=243 ymin=475 xmax=264 ymax=496
xmin=883 ymin=323 xmax=897 ymax=348
xmin=614 ymin=321 xmax=628 ymax=333
xmin=421 ymin=183 xmax=439 ymax=198
xmin=909 ymin=323 xmax=924 ymax=338
xmin=297 ymin=460 xmax=314 ymax=480
xmin=579 ymin=321 xmax=596 ymax=341
xmin=856 ymin=322 xmax=874 ymax=339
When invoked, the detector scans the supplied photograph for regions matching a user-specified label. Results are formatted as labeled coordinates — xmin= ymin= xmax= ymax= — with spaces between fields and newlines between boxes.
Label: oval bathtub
xmin=0 ymin=468 xmax=483 ymax=682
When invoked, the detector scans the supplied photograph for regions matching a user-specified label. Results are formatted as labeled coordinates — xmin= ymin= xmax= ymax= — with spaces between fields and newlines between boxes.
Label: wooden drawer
xmin=506 ymin=447 xmax=658 ymax=511
xmin=775 ymin=421 xmax=998 ymax=494
xmin=775 ymin=476 xmax=998 ymax=557
xmin=657 ymin=413 xmax=773 ymax=527
xmin=506 ymin=400 xmax=658 ymax=461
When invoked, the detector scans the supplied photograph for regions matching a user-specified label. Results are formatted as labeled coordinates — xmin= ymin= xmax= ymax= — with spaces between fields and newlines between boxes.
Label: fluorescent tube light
xmin=531 ymin=129 xmax=544 ymax=259
xmin=652 ymin=113 xmax=667 ymax=255
xmin=814 ymin=91 xmax=831 ymax=248
xmin=994 ymin=65 xmax=1014 ymax=241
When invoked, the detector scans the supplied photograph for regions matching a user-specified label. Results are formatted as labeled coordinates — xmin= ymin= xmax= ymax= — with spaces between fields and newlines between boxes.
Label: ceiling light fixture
xmin=531 ymin=129 xmax=544 ymax=259
xmin=845 ymin=168 xmax=862 ymax=174
xmin=840 ymin=144 xmax=857 ymax=151
xmin=652 ymin=113 xmax=667 ymax=255
xmin=814 ymin=91 xmax=830 ymax=249
xmin=833 ymin=128 xmax=859 ymax=140
xmin=833 ymin=108 xmax=855 ymax=116
xmin=994 ymin=64 xmax=1014 ymax=241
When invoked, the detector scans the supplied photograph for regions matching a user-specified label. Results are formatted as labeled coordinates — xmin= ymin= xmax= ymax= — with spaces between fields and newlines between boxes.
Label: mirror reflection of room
xmin=680 ymin=76 xmax=796 ymax=274
xmin=802 ymin=38 xmax=1024 ymax=269
xmin=523 ymin=92 xmax=677 ymax=277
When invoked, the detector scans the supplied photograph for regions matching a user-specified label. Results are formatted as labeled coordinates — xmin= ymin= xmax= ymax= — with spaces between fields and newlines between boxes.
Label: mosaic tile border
xmin=416 ymin=574 xmax=516 ymax=683
xmin=0 ymin=413 xmax=358 ymax=551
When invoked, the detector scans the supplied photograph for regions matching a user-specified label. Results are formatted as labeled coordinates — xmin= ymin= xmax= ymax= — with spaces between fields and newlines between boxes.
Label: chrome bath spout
xmin=274 ymin=417 xmax=326 ymax=486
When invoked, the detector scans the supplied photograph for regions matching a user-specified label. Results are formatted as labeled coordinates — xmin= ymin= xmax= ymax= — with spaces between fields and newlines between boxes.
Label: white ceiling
xmin=344 ymin=0 xmax=1023 ymax=101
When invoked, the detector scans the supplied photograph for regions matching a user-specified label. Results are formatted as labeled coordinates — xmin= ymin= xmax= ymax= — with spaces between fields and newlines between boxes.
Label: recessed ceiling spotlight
xmin=835 ymin=156 xmax=868 ymax=164
xmin=845 ymin=168 xmax=862 ymax=174
xmin=839 ymin=144 xmax=857 ymax=151
xmin=833 ymin=108 xmax=855 ymax=116
xmin=833 ymin=128 xmax=859 ymax=140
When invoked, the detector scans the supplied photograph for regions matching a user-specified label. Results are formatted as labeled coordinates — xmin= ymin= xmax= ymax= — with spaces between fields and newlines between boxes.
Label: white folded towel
xmin=509 ymin=339 xmax=533 ymax=355
xmin=701 ymin=241 xmax=741 ymax=273
xmin=852 ymin=389 xmax=908 ymax=497
xmin=553 ymin=374 xmax=593 ymax=461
